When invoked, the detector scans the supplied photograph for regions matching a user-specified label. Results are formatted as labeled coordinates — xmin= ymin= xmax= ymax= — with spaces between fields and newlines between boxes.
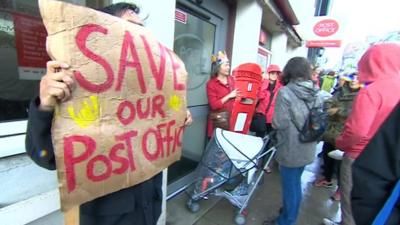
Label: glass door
xmin=167 ymin=9 xmax=216 ymax=187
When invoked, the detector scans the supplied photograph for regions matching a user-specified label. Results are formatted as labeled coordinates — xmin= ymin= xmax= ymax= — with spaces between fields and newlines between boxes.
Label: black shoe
xmin=263 ymin=219 xmax=277 ymax=225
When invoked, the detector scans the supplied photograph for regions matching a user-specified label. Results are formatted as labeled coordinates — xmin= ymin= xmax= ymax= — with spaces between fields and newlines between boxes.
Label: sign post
xmin=304 ymin=17 xmax=342 ymax=48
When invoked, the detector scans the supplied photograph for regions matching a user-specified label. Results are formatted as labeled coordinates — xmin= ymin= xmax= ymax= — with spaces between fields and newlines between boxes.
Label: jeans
xmin=277 ymin=165 xmax=305 ymax=225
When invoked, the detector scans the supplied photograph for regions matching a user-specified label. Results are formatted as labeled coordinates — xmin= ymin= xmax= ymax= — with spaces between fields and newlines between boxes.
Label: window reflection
xmin=174 ymin=12 xmax=215 ymax=107
xmin=0 ymin=9 xmax=37 ymax=121
xmin=0 ymin=0 xmax=109 ymax=122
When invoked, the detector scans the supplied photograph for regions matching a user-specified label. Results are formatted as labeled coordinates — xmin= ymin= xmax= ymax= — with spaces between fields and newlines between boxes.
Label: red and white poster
xmin=303 ymin=17 xmax=343 ymax=48
xmin=175 ymin=9 xmax=187 ymax=24
xmin=13 ymin=12 xmax=50 ymax=80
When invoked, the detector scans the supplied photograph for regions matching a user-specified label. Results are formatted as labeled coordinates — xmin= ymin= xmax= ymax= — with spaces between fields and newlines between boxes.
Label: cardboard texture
xmin=39 ymin=0 xmax=187 ymax=211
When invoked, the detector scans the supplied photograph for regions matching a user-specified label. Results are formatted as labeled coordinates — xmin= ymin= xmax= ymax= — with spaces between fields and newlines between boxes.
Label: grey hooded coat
xmin=272 ymin=80 xmax=322 ymax=168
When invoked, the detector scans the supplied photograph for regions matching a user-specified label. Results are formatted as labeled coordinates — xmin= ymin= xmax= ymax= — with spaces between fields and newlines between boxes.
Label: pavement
xmin=22 ymin=143 xmax=342 ymax=225
xmin=166 ymin=142 xmax=342 ymax=225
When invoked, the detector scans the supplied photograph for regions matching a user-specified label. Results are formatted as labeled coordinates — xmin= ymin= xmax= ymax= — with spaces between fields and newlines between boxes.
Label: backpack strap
xmin=287 ymin=87 xmax=319 ymax=130
xmin=372 ymin=179 xmax=400 ymax=225
xmin=287 ymin=87 xmax=309 ymax=132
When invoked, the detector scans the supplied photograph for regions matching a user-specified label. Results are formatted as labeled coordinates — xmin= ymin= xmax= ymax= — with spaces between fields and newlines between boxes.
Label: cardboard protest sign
xmin=39 ymin=0 xmax=187 ymax=211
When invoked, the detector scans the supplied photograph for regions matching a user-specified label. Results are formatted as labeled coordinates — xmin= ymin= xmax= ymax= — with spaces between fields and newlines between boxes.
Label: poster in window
xmin=13 ymin=12 xmax=50 ymax=80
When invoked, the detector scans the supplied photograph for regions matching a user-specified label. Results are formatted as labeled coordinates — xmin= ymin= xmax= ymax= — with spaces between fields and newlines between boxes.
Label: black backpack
xmin=289 ymin=89 xmax=328 ymax=143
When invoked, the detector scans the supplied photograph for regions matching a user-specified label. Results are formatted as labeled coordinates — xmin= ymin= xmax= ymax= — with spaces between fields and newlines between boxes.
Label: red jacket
xmin=336 ymin=43 xmax=400 ymax=159
xmin=206 ymin=76 xmax=235 ymax=137
xmin=255 ymin=80 xmax=282 ymax=123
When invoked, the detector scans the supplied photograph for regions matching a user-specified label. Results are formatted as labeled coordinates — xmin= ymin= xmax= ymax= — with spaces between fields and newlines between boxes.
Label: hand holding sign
xmin=39 ymin=0 xmax=188 ymax=211
xmin=39 ymin=61 xmax=73 ymax=111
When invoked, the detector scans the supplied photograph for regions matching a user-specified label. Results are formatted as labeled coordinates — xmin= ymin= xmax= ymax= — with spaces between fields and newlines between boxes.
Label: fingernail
xmin=61 ymin=63 xmax=70 ymax=68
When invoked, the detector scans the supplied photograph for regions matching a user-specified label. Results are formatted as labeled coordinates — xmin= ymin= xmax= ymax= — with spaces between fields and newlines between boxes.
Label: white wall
xmin=270 ymin=33 xmax=288 ymax=68
xmin=287 ymin=45 xmax=308 ymax=59
xmin=231 ymin=0 xmax=263 ymax=69
xmin=267 ymin=0 xmax=316 ymax=67
xmin=270 ymin=35 xmax=310 ymax=69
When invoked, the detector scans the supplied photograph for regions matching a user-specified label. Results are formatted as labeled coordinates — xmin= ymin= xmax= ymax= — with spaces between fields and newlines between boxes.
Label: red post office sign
xmin=313 ymin=19 xmax=339 ymax=37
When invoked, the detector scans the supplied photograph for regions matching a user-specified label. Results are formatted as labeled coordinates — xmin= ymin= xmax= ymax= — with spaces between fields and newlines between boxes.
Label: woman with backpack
xmin=263 ymin=57 xmax=323 ymax=225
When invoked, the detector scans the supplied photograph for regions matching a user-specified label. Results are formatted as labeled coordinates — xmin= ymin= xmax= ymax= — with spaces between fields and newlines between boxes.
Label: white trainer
xmin=328 ymin=149 xmax=344 ymax=160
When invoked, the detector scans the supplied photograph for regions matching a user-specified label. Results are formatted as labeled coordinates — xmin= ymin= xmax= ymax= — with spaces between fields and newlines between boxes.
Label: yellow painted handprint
xmin=68 ymin=96 xmax=99 ymax=128
xmin=168 ymin=95 xmax=182 ymax=112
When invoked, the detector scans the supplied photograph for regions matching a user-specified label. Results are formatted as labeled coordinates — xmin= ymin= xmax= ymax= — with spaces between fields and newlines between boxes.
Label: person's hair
xmin=281 ymin=57 xmax=312 ymax=85
xmin=211 ymin=63 xmax=221 ymax=77
xmin=100 ymin=2 xmax=140 ymax=17
xmin=342 ymin=80 xmax=350 ymax=88
xmin=327 ymin=70 xmax=336 ymax=76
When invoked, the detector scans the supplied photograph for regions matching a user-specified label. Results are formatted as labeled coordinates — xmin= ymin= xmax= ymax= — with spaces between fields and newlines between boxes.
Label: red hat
xmin=267 ymin=64 xmax=281 ymax=74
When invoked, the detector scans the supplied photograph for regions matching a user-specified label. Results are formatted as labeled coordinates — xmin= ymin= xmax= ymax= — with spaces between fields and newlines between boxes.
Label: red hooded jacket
xmin=255 ymin=64 xmax=282 ymax=124
xmin=336 ymin=43 xmax=400 ymax=159
xmin=255 ymin=80 xmax=282 ymax=123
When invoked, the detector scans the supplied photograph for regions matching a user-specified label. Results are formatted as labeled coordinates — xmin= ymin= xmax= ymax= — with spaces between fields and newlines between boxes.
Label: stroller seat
xmin=216 ymin=128 xmax=264 ymax=172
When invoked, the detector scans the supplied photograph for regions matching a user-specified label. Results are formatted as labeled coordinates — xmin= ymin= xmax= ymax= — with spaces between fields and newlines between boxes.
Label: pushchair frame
xmin=185 ymin=128 xmax=276 ymax=225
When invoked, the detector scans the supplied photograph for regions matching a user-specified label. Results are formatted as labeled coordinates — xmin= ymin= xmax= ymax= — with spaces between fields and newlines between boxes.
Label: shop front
xmin=0 ymin=0 xmax=232 ymax=223
xmin=1 ymin=0 xmax=312 ymax=223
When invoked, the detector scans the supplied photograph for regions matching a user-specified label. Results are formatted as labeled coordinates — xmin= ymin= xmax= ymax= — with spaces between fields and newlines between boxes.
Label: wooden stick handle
xmin=64 ymin=206 xmax=79 ymax=225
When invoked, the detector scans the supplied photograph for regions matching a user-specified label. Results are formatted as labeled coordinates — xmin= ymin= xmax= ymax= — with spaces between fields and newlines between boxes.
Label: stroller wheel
xmin=187 ymin=200 xmax=200 ymax=213
xmin=234 ymin=213 xmax=246 ymax=225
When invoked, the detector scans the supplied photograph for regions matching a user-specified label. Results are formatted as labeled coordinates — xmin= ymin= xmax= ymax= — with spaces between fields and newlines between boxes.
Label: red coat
xmin=255 ymin=80 xmax=282 ymax=124
xmin=336 ymin=43 xmax=400 ymax=159
xmin=206 ymin=76 xmax=235 ymax=137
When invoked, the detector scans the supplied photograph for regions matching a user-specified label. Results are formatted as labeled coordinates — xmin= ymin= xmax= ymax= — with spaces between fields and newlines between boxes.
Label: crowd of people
xmin=24 ymin=2 xmax=400 ymax=225
xmin=206 ymin=43 xmax=400 ymax=225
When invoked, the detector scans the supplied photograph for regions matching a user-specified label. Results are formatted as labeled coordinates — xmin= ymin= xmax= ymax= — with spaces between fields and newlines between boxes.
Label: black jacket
xmin=351 ymin=104 xmax=400 ymax=225
xmin=25 ymin=98 xmax=162 ymax=225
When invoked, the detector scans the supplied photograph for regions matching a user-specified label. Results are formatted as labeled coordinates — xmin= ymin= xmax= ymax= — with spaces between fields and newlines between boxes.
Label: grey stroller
xmin=186 ymin=128 xmax=276 ymax=225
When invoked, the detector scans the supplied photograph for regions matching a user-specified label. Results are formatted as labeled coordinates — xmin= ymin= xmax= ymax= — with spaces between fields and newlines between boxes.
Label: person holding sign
xmin=26 ymin=3 xmax=192 ymax=225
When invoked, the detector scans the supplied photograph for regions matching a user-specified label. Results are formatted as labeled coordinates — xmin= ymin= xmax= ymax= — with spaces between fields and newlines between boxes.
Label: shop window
xmin=0 ymin=0 xmax=110 ymax=160
xmin=0 ymin=6 xmax=38 ymax=122
xmin=257 ymin=47 xmax=271 ymax=73
xmin=0 ymin=0 xmax=109 ymax=123
xmin=259 ymin=28 xmax=272 ymax=51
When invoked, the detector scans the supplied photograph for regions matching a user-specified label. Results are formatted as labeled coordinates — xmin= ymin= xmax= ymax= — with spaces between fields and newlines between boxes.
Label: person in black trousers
xmin=315 ymin=75 xmax=360 ymax=203
xmin=25 ymin=3 xmax=192 ymax=225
